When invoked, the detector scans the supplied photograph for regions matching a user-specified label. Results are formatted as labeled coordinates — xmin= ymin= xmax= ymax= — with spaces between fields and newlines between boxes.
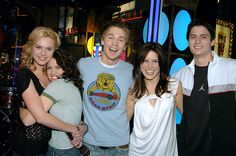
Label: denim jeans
xmin=84 ymin=143 xmax=129 ymax=156
xmin=45 ymin=146 xmax=81 ymax=156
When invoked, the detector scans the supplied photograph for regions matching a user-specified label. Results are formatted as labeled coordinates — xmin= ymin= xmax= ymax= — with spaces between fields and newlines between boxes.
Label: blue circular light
xmin=158 ymin=12 xmax=169 ymax=45
xmin=143 ymin=12 xmax=169 ymax=44
xmin=173 ymin=10 xmax=191 ymax=51
xmin=143 ymin=18 xmax=148 ymax=43
xmin=169 ymin=58 xmax=187 ymax=124
xmin=169 ymin=58 xmax=186 ymax=76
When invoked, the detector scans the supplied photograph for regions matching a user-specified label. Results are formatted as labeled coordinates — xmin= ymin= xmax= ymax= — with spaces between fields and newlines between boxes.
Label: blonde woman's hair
xmin=20 ymin=26 xmax=61 ymax=70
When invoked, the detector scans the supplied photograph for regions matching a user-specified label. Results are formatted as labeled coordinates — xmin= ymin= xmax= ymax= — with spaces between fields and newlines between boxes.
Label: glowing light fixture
xmin=158 ymin=12 xmax=169 ymax=45
xmin=169 ymin=58 xmax=187 ymax=124
xmin=147 ymin=0 xmax=155 ymax=42
xmin=173 ymin=10 xmax=191 ymax=51
xmin=143 ymin=18 xmax=148 ymax=43
xmin=153 ymin=0 xmax=162 ymax=42
xmin=147 ymin=0 xmax=162 ymax=42
xmin=87 ymin=36 xmax=94 ymax=55
xmin=143 ymin=11 xmax=169 ymax=44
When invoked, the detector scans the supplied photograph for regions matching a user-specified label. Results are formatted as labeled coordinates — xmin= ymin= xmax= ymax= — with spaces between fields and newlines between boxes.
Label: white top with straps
xmin=129 ymin=79 xmax=179 ymax=156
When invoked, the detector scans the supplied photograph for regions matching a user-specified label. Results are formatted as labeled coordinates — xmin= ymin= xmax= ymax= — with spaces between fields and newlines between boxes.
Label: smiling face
xmin=140 ymin=50 xmax=160 ymax=83
xmin=31 ymin=37 xmax=56 ymax=68
xmin=188 ymin=26 xmax=215 ymax=58
xmin=46 ymin=57 xmax=64 ymax=81
xmin=101 ymin=26 xmax=127 ymax=65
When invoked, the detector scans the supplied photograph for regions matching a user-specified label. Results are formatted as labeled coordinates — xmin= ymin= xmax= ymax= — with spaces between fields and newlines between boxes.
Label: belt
xmin=98 ymin=144 xmax=129 ymax=150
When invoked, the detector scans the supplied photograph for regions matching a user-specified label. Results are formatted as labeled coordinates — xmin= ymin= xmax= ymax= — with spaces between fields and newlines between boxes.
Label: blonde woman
xmin=12 ymin=27 xmax=81 ymax=156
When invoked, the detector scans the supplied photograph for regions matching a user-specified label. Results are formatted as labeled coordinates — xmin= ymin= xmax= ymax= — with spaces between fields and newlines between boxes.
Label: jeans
xmin=84 ymin=143 xmax=129 ymax=156
xmin=46 ymin=146 xmax=81 ymax=156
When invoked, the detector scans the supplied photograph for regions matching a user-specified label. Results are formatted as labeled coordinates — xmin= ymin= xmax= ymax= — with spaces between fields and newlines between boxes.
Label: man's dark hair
xmin=187 ymin=19 xmax=215 ymax=41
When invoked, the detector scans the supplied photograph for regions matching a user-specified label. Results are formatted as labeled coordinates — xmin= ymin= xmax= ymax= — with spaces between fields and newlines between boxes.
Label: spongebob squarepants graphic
xmin=87 ymin=73 xmax=121 ymax=110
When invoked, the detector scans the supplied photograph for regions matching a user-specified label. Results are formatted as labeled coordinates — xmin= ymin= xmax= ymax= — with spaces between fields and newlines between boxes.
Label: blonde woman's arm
xmin=20 ymin=95 xmax=52 ymax=126
xmin=20 ymin=80 xmax=79 ymax=134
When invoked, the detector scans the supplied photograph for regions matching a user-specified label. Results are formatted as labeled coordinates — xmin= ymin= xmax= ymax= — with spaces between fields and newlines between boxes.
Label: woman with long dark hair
xmin=127 ymin=42 xmax=183 ymax=156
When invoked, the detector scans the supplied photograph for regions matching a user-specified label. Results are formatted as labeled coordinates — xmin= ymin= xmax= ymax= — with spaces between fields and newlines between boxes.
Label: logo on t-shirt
xmin=87 ymin=73 xmax=121 ymax=111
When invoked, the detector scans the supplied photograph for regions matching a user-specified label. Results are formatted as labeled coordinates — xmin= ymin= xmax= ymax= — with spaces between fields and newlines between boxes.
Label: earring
xmin=30 ymin=57 xmax=34 ymax=64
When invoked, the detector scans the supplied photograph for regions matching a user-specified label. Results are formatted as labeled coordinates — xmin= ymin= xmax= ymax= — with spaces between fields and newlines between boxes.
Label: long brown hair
xmin=131 ymin=42 xmax=171 ymax=99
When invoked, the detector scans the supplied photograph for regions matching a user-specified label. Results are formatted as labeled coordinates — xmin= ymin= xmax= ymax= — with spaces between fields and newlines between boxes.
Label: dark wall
xmin=195 ymin=0 xmax=217 ymax=28
xmin=217 ymin=0 xmax=236 ymax=59
xmin=195 ymin=0 xmax=236 ymax=59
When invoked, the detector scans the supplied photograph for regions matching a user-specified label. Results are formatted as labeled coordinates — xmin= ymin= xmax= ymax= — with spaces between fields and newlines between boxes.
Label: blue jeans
xmin=46 ymin=146 xmax=81 ymax=156
xmin=84 ymin=143 xmax=129 ymax=156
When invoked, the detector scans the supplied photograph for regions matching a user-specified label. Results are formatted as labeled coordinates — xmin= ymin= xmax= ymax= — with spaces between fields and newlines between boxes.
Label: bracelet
xmin=80 ymin=122 xmax=88 ymax=133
